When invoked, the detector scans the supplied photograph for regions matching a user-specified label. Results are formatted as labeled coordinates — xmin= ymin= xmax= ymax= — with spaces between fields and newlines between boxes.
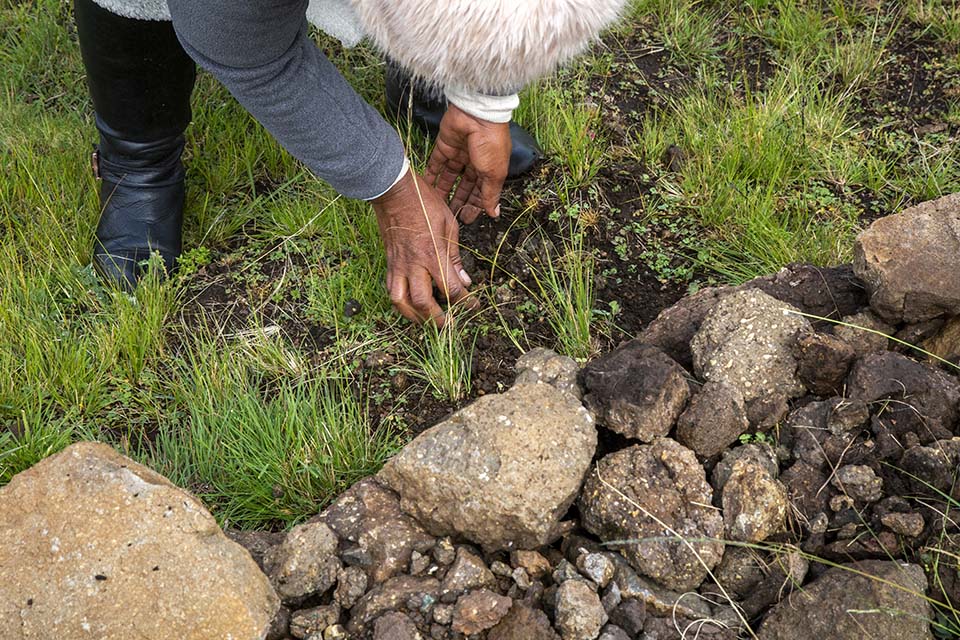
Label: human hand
xmin=425 ymin=103 xmax=511 ymax=224
xmin=371 ymin=168 xmax=476 ymax=325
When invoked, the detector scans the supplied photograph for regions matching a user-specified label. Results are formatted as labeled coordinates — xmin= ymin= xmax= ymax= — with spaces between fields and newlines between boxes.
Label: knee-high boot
xmin=75 ymin=0 xmax=196 ymax=290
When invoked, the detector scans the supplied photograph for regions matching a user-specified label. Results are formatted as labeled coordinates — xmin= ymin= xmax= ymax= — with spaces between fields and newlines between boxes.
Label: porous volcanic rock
xmin=675 ymin=380 xmax=749 ymax=458
xmin=690 ymin=289 xmax=811 ymax=422
xmin=347 ymin=575 xmax=440 ymax=634
xmin=0 ymin=442 xmax=278 ymax=640
xmin=721 ymin=459 xmax=789 ymax=542
xmin=264 ymin=522 xmax=340 ymax=603
xmin=924 ymin=315 xmax=960 ymax=365
xmin=846 ymin=351 xmax=960 ymax=442
xmin=488 ymin=602 xmax=560 ymax=640
xmin=581 ymin=342 xmax=690 ymax=442
xmin=373 ymin=611 xmax=421 ymax=640
xmin=854 ymin=192 xmax=960 ymax=323
xmin=757 ymin=560 xmax=933 ymax=639
xmin=579 ymin=439 xmax=724 ymax=592
xmin=794 ymin=331 xmax=856 ymax=396
xmin=379 ymin=383 xmax=596 ymax=551
xmin=555 ymin=580 xmax=608 ymax=640
xmin=311 ymin=478 xmax=435 ymax=585
xmin=451 ymin=589 xmax=512 ymax=635
xmin=515 ymin=347 xmax=582 ymax=399
xmin=834 ymin=310 xmax=893 ymax=357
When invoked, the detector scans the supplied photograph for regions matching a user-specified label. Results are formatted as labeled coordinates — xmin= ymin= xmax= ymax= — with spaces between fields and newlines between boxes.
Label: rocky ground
xmin=2 ymin=193 xmax=960 ymax=639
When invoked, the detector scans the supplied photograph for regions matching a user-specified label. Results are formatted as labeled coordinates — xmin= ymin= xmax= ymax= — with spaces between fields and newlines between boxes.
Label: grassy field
xmin=1 ymin=0 xmax=958 ymax=529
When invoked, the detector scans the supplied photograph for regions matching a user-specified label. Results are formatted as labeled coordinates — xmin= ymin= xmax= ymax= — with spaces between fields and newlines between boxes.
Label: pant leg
xmin=74 ymin=0 xmax=196 ymax=141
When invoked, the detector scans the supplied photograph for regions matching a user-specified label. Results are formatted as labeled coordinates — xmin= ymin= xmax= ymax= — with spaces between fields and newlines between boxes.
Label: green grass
xmin=2 ymin=0 xmax=959 ymax=530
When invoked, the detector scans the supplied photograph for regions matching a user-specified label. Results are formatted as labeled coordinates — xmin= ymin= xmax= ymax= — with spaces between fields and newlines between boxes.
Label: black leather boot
xmin=385 ymin=63 xmax=542 ymax=179
xmin=75 ymin=0 xmax=196 ymax=291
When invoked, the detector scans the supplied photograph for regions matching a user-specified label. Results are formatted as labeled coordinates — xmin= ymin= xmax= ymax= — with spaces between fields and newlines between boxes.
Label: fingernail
xmin=459 ymin=269 xmax=472 ymax=286
xmin=493 ymin=204 xmax=501 ymax=218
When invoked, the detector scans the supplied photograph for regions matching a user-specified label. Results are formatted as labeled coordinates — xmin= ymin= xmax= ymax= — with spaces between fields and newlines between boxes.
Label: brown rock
xmin=794 ymin=332 xmax=856 ymax=396
xmin=676 ymin=381 xmax=750 ymax=458
xmin=580 ymin=440 xmax=724 ymax=592
xmin=441 ymin=547 xmax=496 ymax=596
xmin=722 ymin=459 xmax=789 ymax=542
xmin=379 ymin=383 xmax=596 ymax=551
xmin=854 ymin=193 xmax=960 ymax=323
xmin=373 ymin=612 xmax=422 ymax=640
xmin=739 ymin=550 xmax=808 ymax=618
xmin=582 ymin=342 xmax=691 ymax=442
xmin=289 ymin=605 xmax=340 ymax=639
xmin=834 ymin=310 xmax=893 ymax=357
xmin=711 ymin=443 xmax=779 ymax=491
xmin=555 ymin=580 xmax=608 ymax=640
xmin=924 ymin=315 xmax=960 ymax=365
xmin=0 ymin=442 xmax=278 ymax=640
xmin=831 ymin=465 xmax=883 ymax=503
xmin=515 ymin=347 xmax=582 ymax=399
xmin=757 ymin=561 xmax=933 ymax=639
xmin=880 ymin=512 xmax=925 ymax=537
xmin=312 ymin=478 xmax=435 ymax=585
xmin=348 ymin=576 xmax=440 ymax=634
xmin=511 ymin=550 xmax=552 ymax=579
xmin=264 ymin=522 xmax=340 ymax=603
xmin=488 ymin=602 xmax=560 ymax=640
xmin=451 ymin=589 xmax=512 ymax=635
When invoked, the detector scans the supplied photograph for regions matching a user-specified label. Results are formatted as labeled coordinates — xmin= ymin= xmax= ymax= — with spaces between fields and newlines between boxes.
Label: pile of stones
xmin=2 ymin=194 xmax=959 ymax=640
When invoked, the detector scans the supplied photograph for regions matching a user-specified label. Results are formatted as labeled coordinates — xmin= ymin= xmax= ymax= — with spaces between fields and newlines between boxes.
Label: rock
xmin=433 ymin=537 xmax=456 ymax=565
xmin=511 ymin=550 xmax=552 ymax=579
xmin=924 ymin=315 xmax=960 ymax=365
xmin=0 ymin=442 xmax=278 ymax=640
xmin=432 ymin=603 xmax=454 ymax=625
xmin=898 ymin=439 xmax=960 ymax=498
xmin=264 ymin=523 xmax=341 ymax=603
xmin=598 ymin=625 xmax=631 ymax=640
xmin=608 ymin=599 xmax=646 ymax=636
xmin=639 ymin=265 xmax=865 ymax=369
xmin=691 ymin=289 xmax=811 ymax=421
xmin=226 ymin=529 xmax=286 ymax=573
xmin=555 ymin=580 xmax=608 ymax=640
xmin=512 ymin=567 xmax=532 ymax=589
xmin=847 ymin=352 xmax=960 ymax=441
xmin=638 ymin=286 xmax=736 ymax=369
xmin=794 ymin=332 xmax=856 ymax=396
xmin=834 ymin=310 xmax=893 ymax=357
xmin=749 ymin=264 xmax=867 ymax=326
xmin=711 ymin=443 xmax=779 ymax=491
xmin=608 ymin=555 xmax=709 ymax=620
xmin=581 ymin=341 xmax=690 ymax=442
xmin=722 ymin=459 xmax=789 ymax=542
xmin=739 ymin=550 xmax=808 ymax=618
xmin=379 ymin=383 xmax=596 ymax=551
xmin=488 ymin=602 xmax=560 ymax=640
xmin=881 ymin=512 xmax=925 ymax=537
xmin=451 ymin=589 xmax=512 ymax=635
xmin=854 ymin=193 xmax=960 ymax=323
xmin=580 ymin=439 xmax=724 ymax=592
xmin=553 ymin=559 xmax=585 ymax=584
xmin=290 ymin=605 xmax=340 ymax=639
xmin=441 ymin=547 xmax=496 ymax=596
xmin=348 ymin=576 xmax=441 ymax=634
xmin=516 ymin=347 xmax=582 ymax=399
xmin=373 ymin=612 xmax=422 ymax=640
xmin=675 ymin=381 xmax=750 ymax=458
xmin=576 ymin=553 xmax=616 ymax=589
xmin=334 ymin=566 xmax=368 ymax=609
xmin=780 ymin=461 xmax=832 ymax=522
xmin=831 ymin=465 xmax=883 ymax=503
xmin=714 ymin=547 xmax=765 ymax=599
xmin=312 ymin=478 xmax=435 ymax=584
xmin=323 ymin=624 xmax=348 ymax=639
xmin=267 ymin=606 xmax=292 ymax=640
xmin=757 ymin=561 xmax=933 ymax=639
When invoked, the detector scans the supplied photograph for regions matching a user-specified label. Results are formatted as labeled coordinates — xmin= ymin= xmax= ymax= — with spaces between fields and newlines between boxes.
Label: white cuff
xmin=444 ymin=86 xmax=519 ymax=124
xmin=364 ymin=156 xmax=410 ymax=201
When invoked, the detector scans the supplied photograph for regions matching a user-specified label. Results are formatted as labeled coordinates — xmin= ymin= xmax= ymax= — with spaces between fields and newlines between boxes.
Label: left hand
xmin=425 ymin=104 xmax=511 ymax=224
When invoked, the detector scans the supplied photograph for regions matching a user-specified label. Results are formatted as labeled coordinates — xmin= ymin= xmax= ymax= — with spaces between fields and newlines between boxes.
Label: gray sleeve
xmin=166 ymin=0 xmax=405 ymax=200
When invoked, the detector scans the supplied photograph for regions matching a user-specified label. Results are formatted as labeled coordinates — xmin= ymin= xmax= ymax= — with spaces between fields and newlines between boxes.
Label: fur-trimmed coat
xmin=91 ymin=0 xmax=626 ymax=95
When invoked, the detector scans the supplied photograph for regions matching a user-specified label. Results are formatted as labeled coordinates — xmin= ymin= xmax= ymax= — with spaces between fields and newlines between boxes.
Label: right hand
xmin=371 ymin=168 xmax=476 ymax=325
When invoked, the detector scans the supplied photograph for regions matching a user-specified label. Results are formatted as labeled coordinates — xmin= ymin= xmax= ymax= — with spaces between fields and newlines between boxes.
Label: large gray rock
xmin=379 ymin=383 xmax=596 ymax=551
xmin=0 ymin=442 xmax=278 ymax=640
xmin=579 ymin=439 xmax=724 ymax=592
xmin=691 ymin=290 xmax=811 ymax=418
xmin=581 ymin=342 xmax=690 ymax=442
xmin=515 ymin=347 xmax=582 ymax=399
xmin=758 ymin=561 xmax=933 ymax=639
xmin=854 ymin=193 xmax=960 ymax=323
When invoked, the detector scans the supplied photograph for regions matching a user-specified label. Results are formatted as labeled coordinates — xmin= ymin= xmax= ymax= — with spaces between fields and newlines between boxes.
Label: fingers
xmin=387 ymin=275 xmax=422 ymax=324
xmin=450 ymin=167 xmax=477 ymax=213
xmin=408 ymin=269 xmax=446 ymax=326
xmin=477 ymin=168 xmax=507 ymax=218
